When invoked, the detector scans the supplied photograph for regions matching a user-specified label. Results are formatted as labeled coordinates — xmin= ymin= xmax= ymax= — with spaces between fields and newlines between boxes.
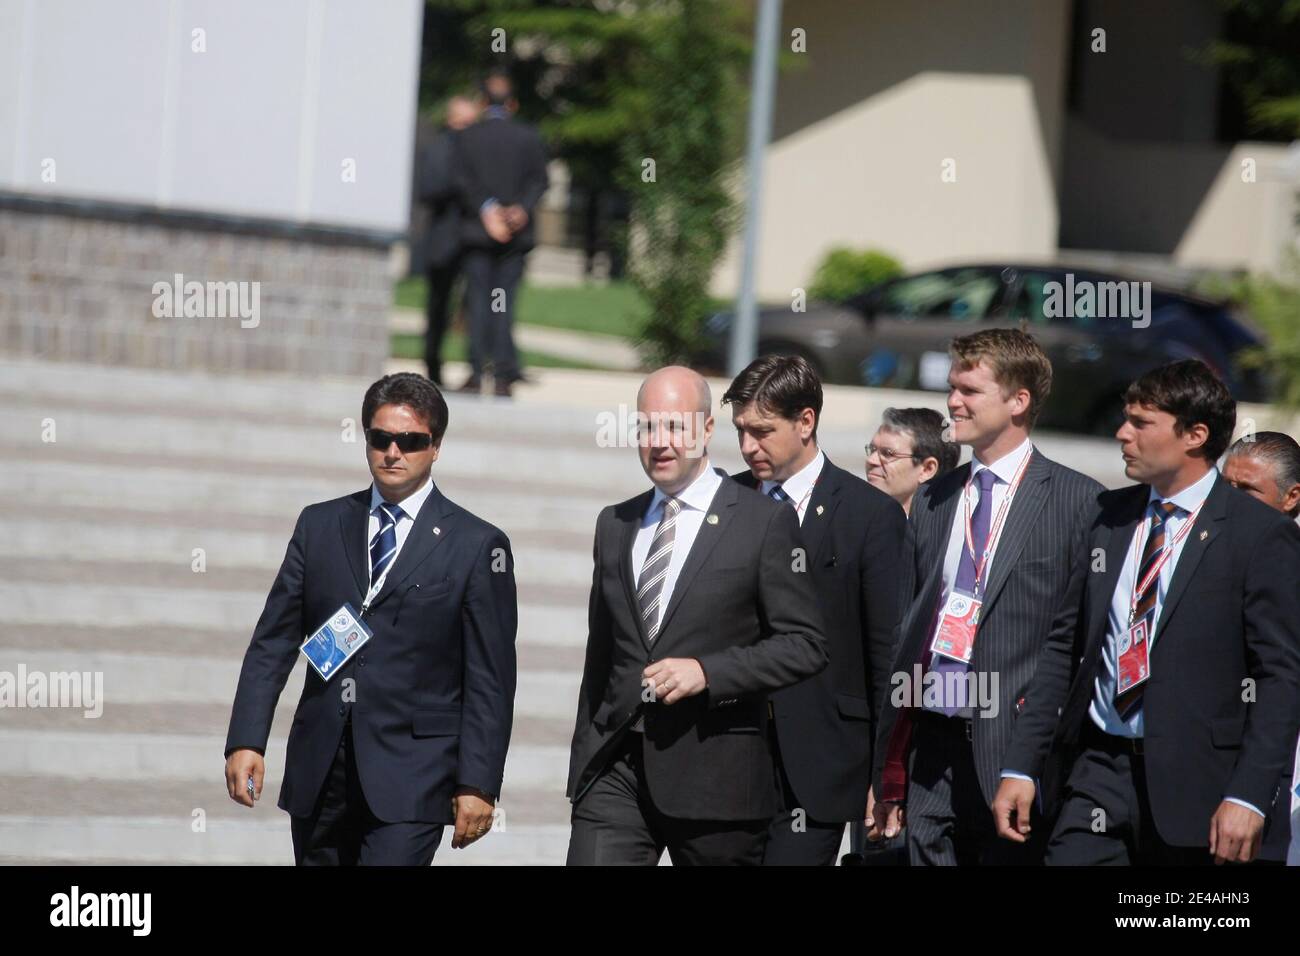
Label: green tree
xmin=1200 ymin=0 xmax=1300 ymax=137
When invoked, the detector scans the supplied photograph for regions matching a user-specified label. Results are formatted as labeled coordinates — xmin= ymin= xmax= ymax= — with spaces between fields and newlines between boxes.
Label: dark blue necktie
xmin=768 ymin=485 xmax=790 ymax=505
xmin=928 ymin=467 xmax=998 ymax=715
xmin=369 ymin=501 xmax=404 ymax=584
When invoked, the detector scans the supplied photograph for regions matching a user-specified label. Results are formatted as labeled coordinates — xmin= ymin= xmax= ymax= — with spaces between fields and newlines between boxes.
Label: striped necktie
xmin=637 ymin=497 xmax=682 ymax=642
xmin=768 ymin=485 xmax=790 ymax=505
xmin=369 ymin=501 xmax=405 ymax=584
xmin=1115 ymin=500 xmax=1180 ymax=720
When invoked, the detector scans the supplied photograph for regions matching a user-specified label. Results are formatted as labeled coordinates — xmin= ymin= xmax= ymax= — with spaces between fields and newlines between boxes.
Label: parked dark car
xmin=696 ymin=264 xmax=1268 ymax=435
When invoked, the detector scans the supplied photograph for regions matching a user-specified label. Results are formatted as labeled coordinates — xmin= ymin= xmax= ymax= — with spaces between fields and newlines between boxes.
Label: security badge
xmin=1116 ymin=616 xmax=1151 ymax=695
xmin=300 ymin=603 xmax=373 ymax=682
xmin=930 ymin=589 xmax=981 ymax=664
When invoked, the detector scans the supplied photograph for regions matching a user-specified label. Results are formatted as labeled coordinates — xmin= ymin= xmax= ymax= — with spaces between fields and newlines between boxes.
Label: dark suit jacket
xmin=418 ymin=127 xmax=463 ymax=269
xmin=1004 ymin=473 xmax=1300 ymax=858
xmin=731 ymin=457 xmax=907 ymax=822
xmin=567 ymin=472 xmax=828 ymax=821
xmin=453 ymin=114 xmax=549 ymax=253
xmin=225 ymin=483 xmax=518 ymax=824
xmin=873 ymin=447 xmax=1104 ymax=807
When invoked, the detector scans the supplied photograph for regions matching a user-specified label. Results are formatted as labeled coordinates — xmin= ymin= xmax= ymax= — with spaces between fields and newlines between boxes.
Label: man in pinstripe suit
xmin=867 ymin=329 xmax=1103 ymax=865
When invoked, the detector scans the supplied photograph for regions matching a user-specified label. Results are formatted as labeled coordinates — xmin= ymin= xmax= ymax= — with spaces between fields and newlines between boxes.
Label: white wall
xmin=0 ymin=0 xmax=423 ymax=232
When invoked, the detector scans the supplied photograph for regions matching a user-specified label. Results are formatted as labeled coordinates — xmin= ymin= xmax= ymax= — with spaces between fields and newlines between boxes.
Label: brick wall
xmin=0 ymin=206 xmax=392 ymax=377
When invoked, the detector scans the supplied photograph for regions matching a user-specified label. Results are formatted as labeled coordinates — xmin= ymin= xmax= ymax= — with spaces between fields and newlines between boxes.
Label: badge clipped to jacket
xmin=300 ymin=604 xmax=373 ymax=681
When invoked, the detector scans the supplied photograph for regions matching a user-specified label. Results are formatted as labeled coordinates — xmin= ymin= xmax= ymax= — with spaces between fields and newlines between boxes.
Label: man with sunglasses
xmin=224 ymin=372 xmax=517 ymax=865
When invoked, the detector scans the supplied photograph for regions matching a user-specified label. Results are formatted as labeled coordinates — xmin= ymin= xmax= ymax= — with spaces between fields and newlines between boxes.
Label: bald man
xmin=566 ymin=367 xmax=828 ymax=864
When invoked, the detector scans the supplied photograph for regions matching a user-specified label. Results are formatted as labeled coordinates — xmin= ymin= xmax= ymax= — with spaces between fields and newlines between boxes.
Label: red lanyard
xmin=1127 ymin=502 xmax=1201 ymax=625
xmin=962 ymin=449 xmax=1033 ymax=595
xmin=791 ymin=475 xmax=819 ymax=518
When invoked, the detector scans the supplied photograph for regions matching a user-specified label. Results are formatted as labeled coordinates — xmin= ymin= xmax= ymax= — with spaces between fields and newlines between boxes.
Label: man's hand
xmin=1208 ymin=801 xmax=1264 ymax=864
xmin=480 ymin=205 xmax=512 ymax=243
xmin=865 ymin=785 xmax=905 ymax=841
xmin=642 ymin=658 xmax=707 ymax=705
xmin=451 ymin=786 xmax=496 ymax=849
xmin=225 ymin=748 xmax=264 ymax=808
xmin=992 ymin=777 xmax=1036 ymax=843
xmin=501 ymin=204 xmax=529 ymax=233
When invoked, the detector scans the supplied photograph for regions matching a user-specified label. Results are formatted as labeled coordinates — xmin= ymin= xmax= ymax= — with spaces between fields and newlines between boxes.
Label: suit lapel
xmin=1152 ymin=472 xmax=1226 ymax=647
xmin=976 ymin=450 xmax=1051 ymax=615
xmin=800 ymin=458 xmax=840 ymax=565
xmin=619 ymin=490 xmax=656 ymax=650
xmin=366 ymin=483 xmax=456 ymax=609
xmin=1085 ymin=487 xmax=1148 ymax=657
xmin=338 ymin=491 xmax=371 ymax=600
xmin=654 ymin=477 xmax=738 ymax=645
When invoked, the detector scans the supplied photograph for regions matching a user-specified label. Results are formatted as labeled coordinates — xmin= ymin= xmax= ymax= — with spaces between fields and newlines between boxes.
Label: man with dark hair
xmin=995 ymin=360 xmax=1300 ymax=864
xmin=453 ymin=69 xmax=549 ymax=398
xmin=566 ymin=366 xmax=827 ymax=865
xmin=1224 ymin=431 xmax=1300 ymax=519
xmin=224 ymin=372 xmax=518 ymax=865
xmin=866 ymin=406 xmax=960 ymax=516
xmin=869 ymin=328 xmax=1103 ymax=865
xmin=722 ymin=355 xmax=906 ymax=865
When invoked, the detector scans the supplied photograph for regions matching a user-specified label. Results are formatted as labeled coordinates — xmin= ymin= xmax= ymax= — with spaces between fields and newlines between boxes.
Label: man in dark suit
xmin=868 ymin=329 xmax=1103 ymax=865
xmin=566 ymin=365 xmax=828 ymax=865
xmin=224 ymin=373 xmax=517 ymax=865
xmin=995 ymin=361 xmax=1300 ymax=864
xmin=417 ymin=95 xmax=479 ymax=386
xmin=722 ymin=355 xmax=906 ymax=865
xmin=452 ymin=69 xmax=549 ymax=398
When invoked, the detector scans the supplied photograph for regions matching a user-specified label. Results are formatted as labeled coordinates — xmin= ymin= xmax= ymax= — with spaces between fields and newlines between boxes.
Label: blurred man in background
xmin=418 ymin=95 xmax=480 ymax=387
xmin=866 ymin=406 xmax=960 ymax=516
xmin=453 ymin=69 xmax=549 ymax=398
xmin=1223 ymin=432 xmax=1300 ymax=520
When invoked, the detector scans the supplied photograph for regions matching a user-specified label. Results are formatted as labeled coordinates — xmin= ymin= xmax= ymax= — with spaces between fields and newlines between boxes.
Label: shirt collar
xmin=1147 ymin=465 xmax=1218 ymax=515
xmin=761 ymin=449 xmax=825 ymax=502
xmin=649 ymin=460 xmax=722 ymax=517
xmin=971 ymin=436 xmax=1033 ymax=486
xmin=370 ymin=474 xmax=435 ymax=519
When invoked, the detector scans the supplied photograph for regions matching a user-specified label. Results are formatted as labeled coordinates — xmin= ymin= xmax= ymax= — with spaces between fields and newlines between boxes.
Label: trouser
xmin=906 ymin=710 xmax=1045 ymax=865
xmin=566 ymin=732 xmax=768 ymax=866
xmin=762 ymin=721 xmax=846 ymax=865
xmin=423 ymin=256 xmax=461 ymax=385
xmin=461 ymin=247 xmax=525 ymax=382
xmin=1046 ymin=722 xmax=1209 ymax=866
xmin=290 ymin=718 xmax=444 ymax=866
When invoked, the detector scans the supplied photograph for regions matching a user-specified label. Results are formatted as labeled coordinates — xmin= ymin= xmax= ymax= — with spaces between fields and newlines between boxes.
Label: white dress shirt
xmin=760 ymin=449 xmax=825 ymax=526
xmin=367 ymin=476 xmax=435 ymax=587
xmin=631 ymin=462 xmax=723 ymax=634
xmin=936 ymin=437 xmax=1034 ymax=618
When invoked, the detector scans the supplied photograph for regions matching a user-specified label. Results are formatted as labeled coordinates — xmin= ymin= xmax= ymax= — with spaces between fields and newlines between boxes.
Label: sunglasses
xmin=365 ymin=428 xmax=435 ymax=453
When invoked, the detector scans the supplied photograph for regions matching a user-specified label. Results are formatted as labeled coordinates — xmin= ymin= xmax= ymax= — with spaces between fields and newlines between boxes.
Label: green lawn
xmin=390 ymin=331 xmax=612 ymax=371
xmin=395 ymin=277 xmax=647 ymax=341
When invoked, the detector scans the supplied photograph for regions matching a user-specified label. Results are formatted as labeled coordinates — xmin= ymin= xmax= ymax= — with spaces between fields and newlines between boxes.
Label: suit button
xmin=358 ymin=657 xmax=366 ymax=667
xmin=338 ymin=706 xmax=346 ymax=716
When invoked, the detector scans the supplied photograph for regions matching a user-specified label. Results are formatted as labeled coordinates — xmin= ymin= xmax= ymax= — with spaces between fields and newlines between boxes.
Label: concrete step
xmin=0 ymin=648 xmax=581 ymax=721
xmin=0 ymin=815 xmax=574 ymax=865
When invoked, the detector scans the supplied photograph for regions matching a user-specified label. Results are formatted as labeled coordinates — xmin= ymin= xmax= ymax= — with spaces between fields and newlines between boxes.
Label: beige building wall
xmin=711 ymin=0 xmax=1072 ymax=301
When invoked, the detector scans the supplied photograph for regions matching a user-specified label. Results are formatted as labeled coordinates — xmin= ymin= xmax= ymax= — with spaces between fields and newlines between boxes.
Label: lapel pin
xmin=706 ymin=514 xmax=719 ymax=525
xmin=432 ymin=526 xmax=441 ymax=535
xmin=1199 ymin=530 xmax=1207 ymax=541
xmin=816 ymin=505 xmax=824 ymax=516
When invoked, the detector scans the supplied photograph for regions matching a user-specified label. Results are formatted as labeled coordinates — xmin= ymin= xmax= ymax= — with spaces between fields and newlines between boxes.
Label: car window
xmin=1009 ymin=271 xmax=1098 ymax=329
xmin=876 ymin=269 xmax=1000 ymax=321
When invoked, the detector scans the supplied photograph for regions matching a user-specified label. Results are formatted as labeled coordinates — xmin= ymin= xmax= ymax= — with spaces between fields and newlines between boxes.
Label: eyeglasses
xmin=366 ymin=428 xmax=435 ymax=453
xmin=865 ymin=443 xmax=920 ymax=464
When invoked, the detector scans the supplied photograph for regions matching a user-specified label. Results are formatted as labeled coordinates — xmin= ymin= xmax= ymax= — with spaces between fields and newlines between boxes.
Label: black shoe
xmin=457 ymin=377 xmax=482 ymax=394
xmin=493 ymin=380 xmax=513 ymax=398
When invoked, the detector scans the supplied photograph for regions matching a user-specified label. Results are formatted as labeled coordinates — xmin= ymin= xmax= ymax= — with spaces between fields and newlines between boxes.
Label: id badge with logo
xmin=930 ymin=589 xmax=982 ymax=664
xmin=1116 ymin=617 xmax=1151 ymax=695
xmin=300 ymin=603 xmax=372 ymax=682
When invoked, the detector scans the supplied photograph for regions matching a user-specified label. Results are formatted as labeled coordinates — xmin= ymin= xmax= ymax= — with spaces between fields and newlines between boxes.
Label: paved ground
xmin=0 ymin=355 xmax=1144 ymax=865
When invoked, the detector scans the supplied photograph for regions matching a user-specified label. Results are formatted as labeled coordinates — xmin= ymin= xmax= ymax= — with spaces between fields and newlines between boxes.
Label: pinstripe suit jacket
xmin=872 ymin=446 xmax=1104 ymax=807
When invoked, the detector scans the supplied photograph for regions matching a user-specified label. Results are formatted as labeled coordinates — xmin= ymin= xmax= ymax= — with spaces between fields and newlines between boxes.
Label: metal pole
xmin=727 ymin=0 xmax=782 ymax=376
